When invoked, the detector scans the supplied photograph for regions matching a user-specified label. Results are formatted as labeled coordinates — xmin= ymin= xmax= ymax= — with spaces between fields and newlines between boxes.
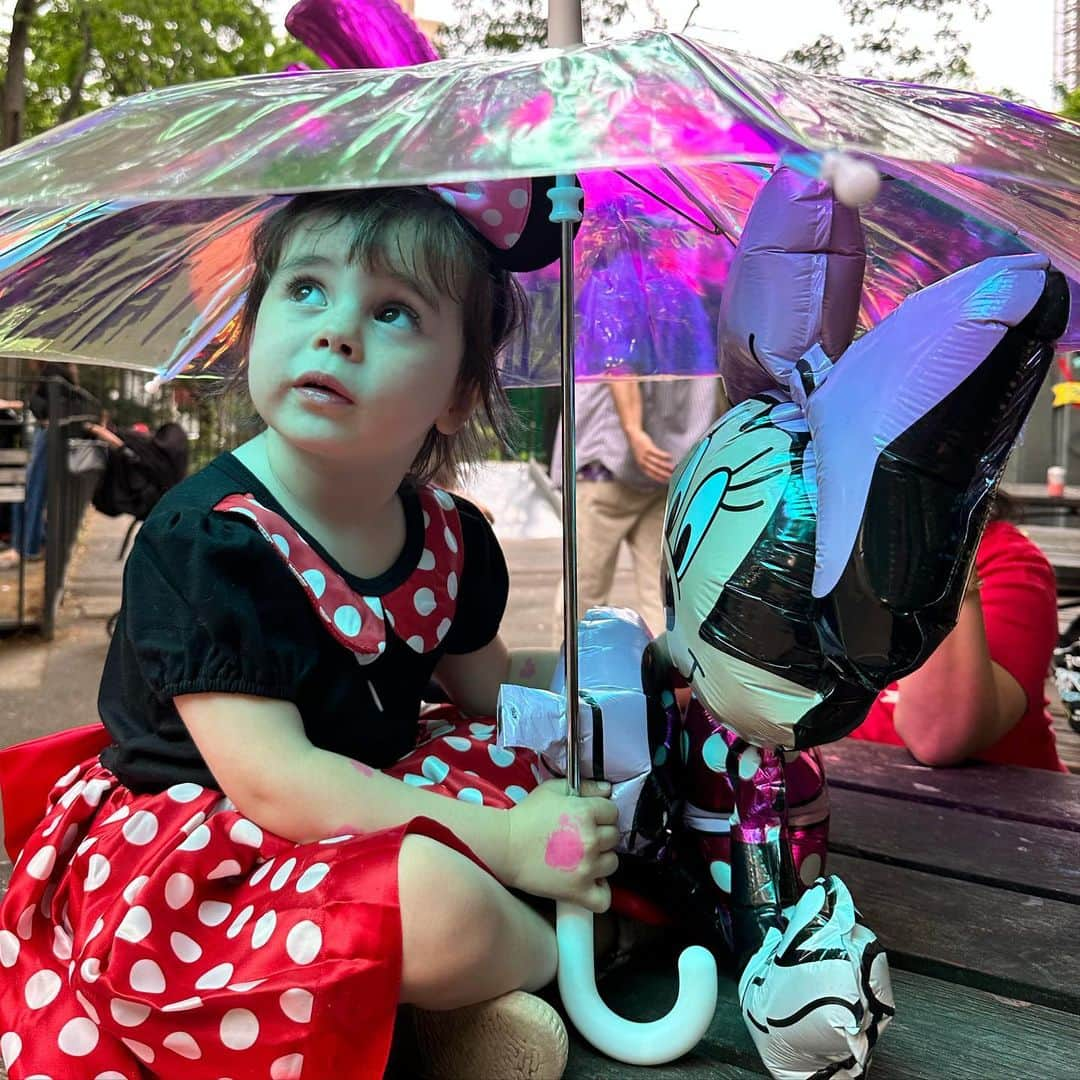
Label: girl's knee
xmin=397 ymin=834 xmax=552 ymax=1007
xmin=399 ymin=837 xmax=501 ymax=961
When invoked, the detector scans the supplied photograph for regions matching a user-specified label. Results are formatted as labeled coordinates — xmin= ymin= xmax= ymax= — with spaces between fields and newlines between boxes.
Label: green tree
xmin=1060 ymin=86 xmax=1080 ymax=121
xmin=784 ymin=0 xmax=988 ymax=85
xmin=1 ymin=0 xmax=319 ymax=146
xmin=439 ymin=0 xmax=628 ymax=57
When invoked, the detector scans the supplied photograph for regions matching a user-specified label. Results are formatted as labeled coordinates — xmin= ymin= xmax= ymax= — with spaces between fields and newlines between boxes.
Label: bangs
xmin=282 ymin=189 xmax=485 ymax=307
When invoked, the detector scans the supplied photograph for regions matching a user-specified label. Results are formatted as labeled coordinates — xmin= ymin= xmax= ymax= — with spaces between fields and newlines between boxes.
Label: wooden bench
xmin=562 ymin=739 xmax=1079 ymax=1078
xmin=0 ymin=448 xmax=26 ymax=504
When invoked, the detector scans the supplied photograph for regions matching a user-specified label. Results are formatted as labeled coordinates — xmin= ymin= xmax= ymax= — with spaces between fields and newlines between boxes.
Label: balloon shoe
xmin=409 ymin=990 xmax=569 ymax=1079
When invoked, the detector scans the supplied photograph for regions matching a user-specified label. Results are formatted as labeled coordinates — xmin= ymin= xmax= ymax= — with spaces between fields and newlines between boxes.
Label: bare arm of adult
xmin=85 ymin=422 xmax=124 ymax=449
xmin=609 ymin=380 xmax=675 ymax=484
xmin=175 ymin=691 xmax=620 ymax=912
xmin=891 ymin=589 xmax=1027 ymax=766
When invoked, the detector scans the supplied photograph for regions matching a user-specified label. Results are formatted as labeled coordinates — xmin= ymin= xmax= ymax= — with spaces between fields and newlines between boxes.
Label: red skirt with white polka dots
xmin=0 ymin=709 xmax=541 ymax=1079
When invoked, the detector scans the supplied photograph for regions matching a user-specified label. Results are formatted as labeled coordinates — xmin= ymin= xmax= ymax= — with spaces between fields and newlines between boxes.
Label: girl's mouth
xmin=292 ymin=372 xmax=355 ymax=405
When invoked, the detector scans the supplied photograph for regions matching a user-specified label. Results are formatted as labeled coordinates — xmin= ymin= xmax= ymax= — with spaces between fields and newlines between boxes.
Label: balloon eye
xmin=665 ymin=489 xmax=684 ymax=536
xmin=673 ymin=522 xmax=692 ymax=574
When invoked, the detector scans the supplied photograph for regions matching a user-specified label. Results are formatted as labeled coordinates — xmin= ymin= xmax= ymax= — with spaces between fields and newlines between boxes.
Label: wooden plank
xmin=0 ymin=488 xmax=25 ymax=503
xmin=828 ymin=788 xmax=1080 ymax=902
xmin=0 ymin=449 xmax=27 ymax=465
xmin=564 ymin=966 xmax=1078 ymax=1079
xmin=830 ymin=853 xmax=1079 ymax=1012
xmin=1003 ymin=481 xmax=1080 ymax=510
xmin=0 ymin=468 xmax=24 ymax=484
xmin=821 ymin=739 xmax=1080 ymax=832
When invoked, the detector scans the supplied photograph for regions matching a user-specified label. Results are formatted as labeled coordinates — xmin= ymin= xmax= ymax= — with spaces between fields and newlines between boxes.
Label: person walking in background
xmin=552 ymin=377 xmax=723 ymax=640
xmin=0 ymin=360 xmax=81 ymax=569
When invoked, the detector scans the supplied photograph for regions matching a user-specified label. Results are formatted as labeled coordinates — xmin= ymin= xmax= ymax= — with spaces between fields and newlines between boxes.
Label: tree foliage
xmin=1 ymin=0 xmax=318 ymax=144
xmin=1061 ymin=86 xmax=1080 ymax=121
xmin=438 ymin=0 xmax=629 ymax=57
xmin=784 ymin=0 xmax=988 ymax=85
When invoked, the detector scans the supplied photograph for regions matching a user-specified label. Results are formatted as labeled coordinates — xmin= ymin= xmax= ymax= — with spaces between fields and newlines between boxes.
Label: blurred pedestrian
xmin=552 ymin=377 xmax=723 ymax=640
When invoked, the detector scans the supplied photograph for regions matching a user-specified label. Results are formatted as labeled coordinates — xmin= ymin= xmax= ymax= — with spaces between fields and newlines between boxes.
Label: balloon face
xmin=661 ymin=397 xmax=873 ymax=749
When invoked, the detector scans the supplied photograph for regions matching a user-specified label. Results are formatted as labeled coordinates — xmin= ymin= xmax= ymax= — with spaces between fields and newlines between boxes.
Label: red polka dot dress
xmin=0 ymin=454 xmax=542 ymax=1079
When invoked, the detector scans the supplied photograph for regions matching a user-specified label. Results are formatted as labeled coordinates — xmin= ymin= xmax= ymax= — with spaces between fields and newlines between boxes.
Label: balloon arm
xmin=557 ymin=901 xmax=718 ymax=1066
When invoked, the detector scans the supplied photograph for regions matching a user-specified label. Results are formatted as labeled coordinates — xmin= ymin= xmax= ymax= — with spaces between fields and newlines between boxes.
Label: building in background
xmin=1056 ymin=0 xmax=1080 ymax=90
xmin=396 ymin=0 xmax=441 ymax=43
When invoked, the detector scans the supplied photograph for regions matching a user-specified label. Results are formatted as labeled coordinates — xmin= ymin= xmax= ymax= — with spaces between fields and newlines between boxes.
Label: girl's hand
xmin=503 ymin=779 xmax=620 ymax=913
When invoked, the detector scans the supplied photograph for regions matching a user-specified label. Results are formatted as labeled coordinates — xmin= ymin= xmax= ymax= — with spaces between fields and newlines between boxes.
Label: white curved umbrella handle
xmin=556 ymin=901 xmax=718 ymax=1065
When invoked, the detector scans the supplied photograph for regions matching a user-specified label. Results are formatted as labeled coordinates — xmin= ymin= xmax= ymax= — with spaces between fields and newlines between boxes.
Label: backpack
xmin=92 ymin=422 xmax=188 ymax=521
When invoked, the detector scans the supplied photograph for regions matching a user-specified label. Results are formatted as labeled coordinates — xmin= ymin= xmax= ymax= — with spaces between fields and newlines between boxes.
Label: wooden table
xmin=1002 ymin=482 xmax=1080 ymax=525
xmin=1022 ymin=524 xmax=1080 ymax=595
xmin=566 ymin=740 xmax=1079 ymax=1079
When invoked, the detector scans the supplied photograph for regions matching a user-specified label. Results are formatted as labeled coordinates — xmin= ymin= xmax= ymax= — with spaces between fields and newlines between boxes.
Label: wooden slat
xmin=0 ymin=449 xmax=27 ymax=465
xmin=0 ymin=468 xmax=25 ymax=484
xmin=564 ymin=965 xmax=1078 ymax=1079
xmin=0 ymin=488 xmax=24 ymax=503
xmin=830 ymin=853 xmax=1079 ymax=1012
xmin=821 ymin=739 xmax=1080 ymax=831
xmin=828 ymin=788 xmax=1080 ymax=902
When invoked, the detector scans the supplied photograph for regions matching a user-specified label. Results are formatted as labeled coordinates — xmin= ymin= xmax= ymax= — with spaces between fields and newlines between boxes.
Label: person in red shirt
xmin=850 ymin=501 xmax=1068 ymax=772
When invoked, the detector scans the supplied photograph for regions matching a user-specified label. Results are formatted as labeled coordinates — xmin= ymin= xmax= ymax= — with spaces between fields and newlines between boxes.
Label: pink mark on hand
xmin=544 ymin=814 xmax=585 ymax=872
xmin=519 ymin=657 xmax=537 ymax=680
xmin=350 ymin=760 xmax=375 ymax=778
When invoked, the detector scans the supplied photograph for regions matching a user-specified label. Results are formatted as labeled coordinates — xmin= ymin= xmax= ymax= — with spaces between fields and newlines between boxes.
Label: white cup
xmin=1047 ymin=466 xmax=1066 ymax=497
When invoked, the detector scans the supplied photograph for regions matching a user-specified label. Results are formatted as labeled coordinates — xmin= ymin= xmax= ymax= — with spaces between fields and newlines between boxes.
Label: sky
xmin=269 ymin=0 xmax=1061 ymax=109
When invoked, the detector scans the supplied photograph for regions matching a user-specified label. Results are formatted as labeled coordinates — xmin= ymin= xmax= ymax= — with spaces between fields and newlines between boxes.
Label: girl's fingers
xmin=582 ymin=880 xmax=612 ymax=914
xmin=587 ymin=797 xmax=619 ymax=827
xmin=579 ymin=779 xmax=612 ymax=798
xmin=594 ymin=825 xmax=620 ymax=852
xmin=594 ymin=852 xmax=619 ymax=879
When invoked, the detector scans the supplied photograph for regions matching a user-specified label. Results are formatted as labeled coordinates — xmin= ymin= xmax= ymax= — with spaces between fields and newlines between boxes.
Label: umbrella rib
xmin=612 ymin=168 xmax=736 ymax=244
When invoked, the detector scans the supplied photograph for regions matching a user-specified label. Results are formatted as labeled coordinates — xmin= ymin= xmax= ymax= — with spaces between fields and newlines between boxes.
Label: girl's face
xmin=247 ymin=214 xmax=469 ymax=464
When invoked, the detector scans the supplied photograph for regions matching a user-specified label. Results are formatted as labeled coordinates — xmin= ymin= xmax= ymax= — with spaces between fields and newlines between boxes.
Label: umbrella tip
xmin=820 ymin=151 xmax=881 ymax=208
xmin=144 ymin=376 xmax=164 ymax=395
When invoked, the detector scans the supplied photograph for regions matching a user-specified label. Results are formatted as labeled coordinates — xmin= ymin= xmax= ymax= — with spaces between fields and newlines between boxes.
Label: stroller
xmin=91 ymin=422 xmax=188 ymax=634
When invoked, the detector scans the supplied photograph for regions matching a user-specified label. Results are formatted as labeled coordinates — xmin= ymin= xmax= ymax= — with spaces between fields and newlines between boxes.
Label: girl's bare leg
xmin=398 ymin=834 xmax=558 ymax=1010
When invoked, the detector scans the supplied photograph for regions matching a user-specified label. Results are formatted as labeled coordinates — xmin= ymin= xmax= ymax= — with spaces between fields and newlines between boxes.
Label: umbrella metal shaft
xmin=558 ymin=216 xmax=581 ymax=795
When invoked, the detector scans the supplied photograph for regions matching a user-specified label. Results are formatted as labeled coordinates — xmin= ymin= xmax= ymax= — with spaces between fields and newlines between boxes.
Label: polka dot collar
xmin=213 ymin=485 xmax=465 ymax=661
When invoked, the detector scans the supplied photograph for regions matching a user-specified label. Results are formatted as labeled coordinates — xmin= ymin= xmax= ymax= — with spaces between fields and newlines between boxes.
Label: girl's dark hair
xmin=231 ymin=187 xmax=524 ymax=484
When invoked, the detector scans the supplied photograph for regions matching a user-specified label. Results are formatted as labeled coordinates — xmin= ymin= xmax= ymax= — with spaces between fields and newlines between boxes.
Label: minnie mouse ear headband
xmin=429 ymin=175 xmax=581 ymax=273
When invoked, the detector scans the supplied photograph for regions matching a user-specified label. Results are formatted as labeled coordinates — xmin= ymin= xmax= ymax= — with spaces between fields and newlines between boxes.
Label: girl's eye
xmin=285 ymin=277 xmax=327 ymax=305
xmin=376 ymin=304 xmax=421 ymax=330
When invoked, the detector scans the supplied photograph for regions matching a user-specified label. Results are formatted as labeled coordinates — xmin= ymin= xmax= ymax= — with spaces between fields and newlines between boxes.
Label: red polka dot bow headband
xmin=429 ymin=175 xmax=579 ymax=273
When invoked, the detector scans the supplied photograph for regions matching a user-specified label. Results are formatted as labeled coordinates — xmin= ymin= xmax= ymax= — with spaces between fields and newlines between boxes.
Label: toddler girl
xmin=0 ymin=181 xmax=618 ymax=1079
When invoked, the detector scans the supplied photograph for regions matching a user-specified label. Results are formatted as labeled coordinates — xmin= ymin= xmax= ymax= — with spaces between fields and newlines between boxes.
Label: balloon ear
xmin=808 ymin=256 xmax=1068 ymax=681
xmin=717 ymin=166 xmax=866 ymax=405
xmin=285 ymin=0 xmax=439 ymax=68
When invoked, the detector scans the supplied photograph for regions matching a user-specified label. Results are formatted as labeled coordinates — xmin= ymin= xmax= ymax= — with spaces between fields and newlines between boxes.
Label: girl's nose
xmin=314 ymin=326 xmax=361 ymax=360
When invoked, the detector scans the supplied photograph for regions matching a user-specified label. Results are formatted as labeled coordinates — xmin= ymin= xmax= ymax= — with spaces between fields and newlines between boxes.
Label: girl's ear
xmin=435 ymin=386 xmax=478 ymax=436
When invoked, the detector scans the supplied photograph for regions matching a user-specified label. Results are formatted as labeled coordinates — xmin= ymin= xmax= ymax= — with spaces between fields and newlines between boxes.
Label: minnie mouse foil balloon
xmin=659 ymin=163 xmax=1068 ymax=1079
xmin=663 ymin=166 xmax=1069 ymax=752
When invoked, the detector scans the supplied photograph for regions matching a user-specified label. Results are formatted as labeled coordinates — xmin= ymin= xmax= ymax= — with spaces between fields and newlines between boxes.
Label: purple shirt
xmin=552 ymin=379 xmax=720 ymax=491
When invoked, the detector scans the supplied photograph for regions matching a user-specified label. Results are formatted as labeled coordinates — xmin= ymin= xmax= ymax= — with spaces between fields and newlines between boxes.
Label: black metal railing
xmin=0 ymin=376 xmax=101 ymax=638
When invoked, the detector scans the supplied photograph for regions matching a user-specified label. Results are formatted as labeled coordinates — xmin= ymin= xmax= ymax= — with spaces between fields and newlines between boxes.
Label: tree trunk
xmin=57 ymin=5 xmax=94 ymax=125
xmin=1 ymin=0 xmax=39 ymax=148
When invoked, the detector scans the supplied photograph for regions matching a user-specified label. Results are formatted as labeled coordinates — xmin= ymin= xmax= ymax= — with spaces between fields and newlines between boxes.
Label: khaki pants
xmin=552 ymin=479 xmax=668 ymax=645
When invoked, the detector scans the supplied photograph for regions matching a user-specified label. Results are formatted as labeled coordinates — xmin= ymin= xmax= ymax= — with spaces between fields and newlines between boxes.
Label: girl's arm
xmin=176 ymin=691 xmax=619 ymax=912
xmin=891 ymin=589 xmax=1027 ymax=766
xmin=433 ymin=634 xmax=561 ymax=716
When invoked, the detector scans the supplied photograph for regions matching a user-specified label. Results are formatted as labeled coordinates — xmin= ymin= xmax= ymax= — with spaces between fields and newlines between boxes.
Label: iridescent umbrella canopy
xmin=0 ymin=31 xmax=1076 ymax=384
